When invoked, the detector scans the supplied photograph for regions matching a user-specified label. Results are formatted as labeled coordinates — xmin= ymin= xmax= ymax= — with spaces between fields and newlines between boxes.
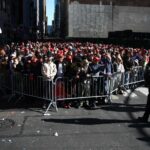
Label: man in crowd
xmin=138 ymin=56 xmax=150 ymax=123
xmin=87 ymin=55 xmax=104 ymax=108
xmin=41 ymin=54 xmax=57 ymax=108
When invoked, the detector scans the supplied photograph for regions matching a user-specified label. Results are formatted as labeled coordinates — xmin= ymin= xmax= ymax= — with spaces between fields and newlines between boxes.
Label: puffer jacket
xmin=41 ymin=62 xmax=57 ymax=81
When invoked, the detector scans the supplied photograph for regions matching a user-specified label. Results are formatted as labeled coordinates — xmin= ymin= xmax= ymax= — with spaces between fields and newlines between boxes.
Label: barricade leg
xmin=14 ymin=95 xmax=24 ymax=105
xmin=44 ymin=81 xmax=58 ymax=115
xmin=44 ymin=100 xmax=58 ymax=115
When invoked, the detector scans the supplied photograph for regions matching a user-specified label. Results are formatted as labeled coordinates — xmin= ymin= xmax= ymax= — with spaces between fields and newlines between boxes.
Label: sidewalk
xmin=0 ymin=87 xmax=150 ymax=150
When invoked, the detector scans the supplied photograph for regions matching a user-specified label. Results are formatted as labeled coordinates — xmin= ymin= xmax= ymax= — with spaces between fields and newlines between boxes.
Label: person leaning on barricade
xmin=101 ymin=52 xmax=113 ymax=103
xmin=62 ymin=55 xmax=81 ymax=108
xmin=123 ymin=50 xmax=134 ymax=89
xmin=116 ymin=57 xmax=125 ymax=94
xmin=87 ymin=55 xmax=105 ymax=108
xmin=77 ymin=57 xmax=90 ymax=108
xmin=41 ymin=54 xmax=57 ymax=109
xmin=70 ymin=56 xmax=89 ymax=108
xmin=55 ymin=53 xmax=66 ymax=78
xmin=54 ymin=53 xmax=67 ymax=108
xmin=28 ymin=56 xmax=43 ymax=97
xmin=137 ymin=56 xmax=150 ymax=123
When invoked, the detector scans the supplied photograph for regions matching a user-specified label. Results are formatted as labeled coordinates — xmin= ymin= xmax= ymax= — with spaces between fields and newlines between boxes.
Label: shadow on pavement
xmin=0 ymin=95 xmax=43 ymax=110
xmin=42 ymin=118 xmax=135 ymax=125
xmin=137 ymin=137 xmax=150 ymax=142
xmin=100 ymin=103 xmax=145 ymax=113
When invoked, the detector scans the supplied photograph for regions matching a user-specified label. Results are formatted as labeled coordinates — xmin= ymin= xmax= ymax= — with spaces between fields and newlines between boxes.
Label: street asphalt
xmin=0 ymin=87 xmax=150 ymax=150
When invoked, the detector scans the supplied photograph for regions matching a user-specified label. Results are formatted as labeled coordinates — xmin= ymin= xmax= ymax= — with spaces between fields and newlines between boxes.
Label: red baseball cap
xmin=93 ymin=56 xmax=100 ymax=62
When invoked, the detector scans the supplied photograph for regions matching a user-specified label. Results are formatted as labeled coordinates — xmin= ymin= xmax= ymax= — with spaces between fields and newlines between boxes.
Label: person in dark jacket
xmin=87 ymin=56 xmax=104 ymax=108
xmin=55 ymin=54 xmax=66 ymax=78
xmin=54 ymin=54 xmax=67 ymax=107
xmin=138 ymin=57 xmax=150 ymax=122
xmin=123 ymin=51 xmax=134 ymax=89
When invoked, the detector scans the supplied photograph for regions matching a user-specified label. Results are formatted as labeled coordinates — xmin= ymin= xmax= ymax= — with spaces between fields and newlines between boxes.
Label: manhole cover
xmin=0 ymin=119 xmax=15 ymax=130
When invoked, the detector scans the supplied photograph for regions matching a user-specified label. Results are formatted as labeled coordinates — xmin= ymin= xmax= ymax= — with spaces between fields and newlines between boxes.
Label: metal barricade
xmin=0 ymin=72 xmax=12 ymax=95
xmin=8 ymin=72 xmax=57 ymax=115
xmin=121 ymin=66 xmax=144 ymax=90
xmin=54 ymin=76 xmax=112 ymax=104
xmin=0 ymin=73 xmax=5 ymax=94
xmin=109 ymin=66 xmax=144 ymax=95
xmin=109 ymin=72 xmax=121 ymax=94
xmin=0 ymin=66 xmax=145 ymax=114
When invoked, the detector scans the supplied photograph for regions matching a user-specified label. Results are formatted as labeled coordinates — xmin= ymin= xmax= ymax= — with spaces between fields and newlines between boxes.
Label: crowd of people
xmin=0 ymin=41 xmax=149 ymax=108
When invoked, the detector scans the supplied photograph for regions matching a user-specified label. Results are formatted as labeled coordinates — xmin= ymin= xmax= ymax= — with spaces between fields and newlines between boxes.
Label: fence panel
xmin=9 ymin=72 xmax=56 ymax=114
xmin=54 ymin=76 xmax=111 ymax=103
xmin=0 ymin=66 xmax=145 ymax=113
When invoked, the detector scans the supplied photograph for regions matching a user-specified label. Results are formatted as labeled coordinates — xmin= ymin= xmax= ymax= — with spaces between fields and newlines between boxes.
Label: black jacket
xmin=144 ymin=63 xmax=150 ymax=87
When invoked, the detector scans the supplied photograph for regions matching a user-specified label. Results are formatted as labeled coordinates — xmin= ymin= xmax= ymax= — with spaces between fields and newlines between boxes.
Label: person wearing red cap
xmin=87 ymin=55 xmax=104 ymax=108
xmin=63 ymin=54 xmax=82 ymax=108
xmin=65 ymin=55 xmax=73 ymax=63
xmin=93 ymin=56 xmax=100 ymax=63
xmin=138 ymin=56 xmax=150 ymax=122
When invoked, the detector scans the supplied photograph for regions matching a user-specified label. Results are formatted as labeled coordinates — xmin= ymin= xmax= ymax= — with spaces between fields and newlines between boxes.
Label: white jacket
xmin=118 ymin=63 xmax=125 ymax=73
xmin=41 ymin=62 xmax=57 ymax=81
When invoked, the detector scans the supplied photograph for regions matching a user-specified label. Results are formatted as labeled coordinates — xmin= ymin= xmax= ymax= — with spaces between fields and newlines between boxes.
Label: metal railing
xmin=54 ymin=75 xmax=111 ymax=101
xmin=0 ymin=66 xmax=145 ymax=114
xmin=4 ymin=72 xmax=56 ymax=115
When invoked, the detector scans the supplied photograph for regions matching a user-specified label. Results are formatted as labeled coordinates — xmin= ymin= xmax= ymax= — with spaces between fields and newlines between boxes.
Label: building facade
xmin=0 ymin=0 xmax=47 ymax=41
xmin=39 ymin=0 xmax=47 ymax=38
xmin=0 ymin=0 xmax=23 ymax=40
xmin=53 ymin=0 xmax=68 ymax=37
xmin=53 ymin=0 xmax=61 ymax=36
xmin=0 ymin=0 xmax=11 ymax=38
xmin=54 ymin=0 xmax=150 ymax=38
